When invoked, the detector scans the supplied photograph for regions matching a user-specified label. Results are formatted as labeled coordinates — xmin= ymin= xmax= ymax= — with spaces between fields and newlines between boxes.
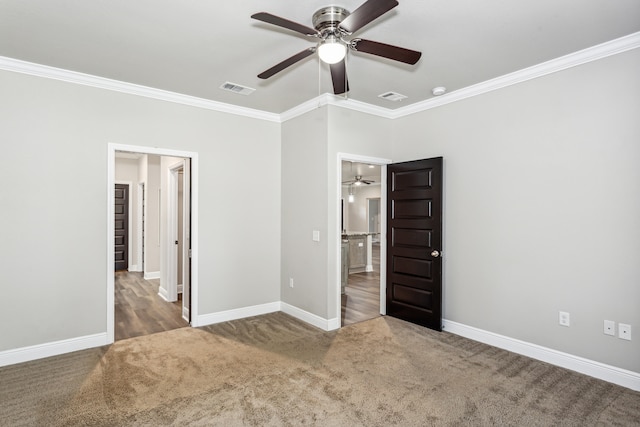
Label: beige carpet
xmin=1 ymin=313 xmax=639 ymax=426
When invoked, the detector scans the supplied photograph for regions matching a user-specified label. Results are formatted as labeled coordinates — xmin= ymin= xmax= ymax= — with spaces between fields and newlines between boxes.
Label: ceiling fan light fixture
xmin=348 ymin=184 xmax=355 ymax=203
xmin=318 ymin=36 xmax=346 ymax=64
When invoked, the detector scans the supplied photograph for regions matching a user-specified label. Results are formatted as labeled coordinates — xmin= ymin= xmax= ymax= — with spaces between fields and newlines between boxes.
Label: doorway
xmin=339 ymin=155 xmax=390 ymax=326
xmin=108 ymin=143 xmax=199 ymax=344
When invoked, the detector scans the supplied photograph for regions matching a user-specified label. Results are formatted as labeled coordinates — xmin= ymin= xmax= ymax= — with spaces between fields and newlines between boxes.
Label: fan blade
xmin=258 ymin=48 xmax=316 ymax=79
xmin=330 ymin=60 xmax=349 ymax=94
xmin=350 ymin=38 xmax=421 ymax=64
xmin=338 ymin=0 xmax=399 ymax=34
xmin=251 ymin=12 xmax=319 ymax=37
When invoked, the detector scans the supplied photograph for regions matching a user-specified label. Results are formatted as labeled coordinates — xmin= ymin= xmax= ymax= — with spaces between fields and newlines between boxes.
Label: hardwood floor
xmin=342 ymin=242 xmax=381 ymax=326
xmin=115 ymin=271 xmax=189 ymax=341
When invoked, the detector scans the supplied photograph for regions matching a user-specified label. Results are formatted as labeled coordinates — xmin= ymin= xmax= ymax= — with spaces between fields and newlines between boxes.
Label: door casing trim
xmin=107 ymin=143 xmax=199 ymax=344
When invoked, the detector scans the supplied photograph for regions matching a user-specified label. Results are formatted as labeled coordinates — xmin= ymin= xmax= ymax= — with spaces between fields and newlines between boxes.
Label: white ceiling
xmin=1 ymin=1 xmax=639 ymax=115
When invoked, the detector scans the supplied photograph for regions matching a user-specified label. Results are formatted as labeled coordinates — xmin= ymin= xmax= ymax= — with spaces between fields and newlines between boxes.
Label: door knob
xmin=431 ymin=250 xmax=440 ymax=258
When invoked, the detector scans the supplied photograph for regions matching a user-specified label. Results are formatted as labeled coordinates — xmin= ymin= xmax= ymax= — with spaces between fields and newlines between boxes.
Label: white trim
xmin=0 ymin=56 xmax=280 ymax=123
xmin=390 ymin=31 xmax=640 ymax=119
xmin=0 ymin=333 xmax=109 ymax=368
xmin=128 ymin=264 xmax=139 ymax=272
xmin=157 ymin=285 xmax=170 ymax=302
xmin=196 ymin=302 xmax=281 ymax=327
xmin=165 ymin=161 xmax=184 ymax=303
xmin=2 ymin=33 xmax=638 ymax=123
xmin=281 ymin=303 xmax=339 ymax=331
xmin=108 ymin=143 xmax=200 ymax=340
xmin=337 ymin=153 xmax=391 ymax=327
xmin=144 ymin=271 xmax=160 ymax=280
xmin=137 ymin=181 xmax=145 ymax=273
xmin=278 ymin=94 xmax=394 ymax=123
xmin=107 ymin=149 xmax=115 ymax=343
xmin=442 ymin=319 xmax=640 ymax=392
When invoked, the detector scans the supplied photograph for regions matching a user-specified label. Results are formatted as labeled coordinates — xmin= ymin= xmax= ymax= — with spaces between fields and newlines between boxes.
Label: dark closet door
xmin=386 ymin=157 xmax=443 ymax=331
xmin=114 ymin=184 xmax=129 ymax=271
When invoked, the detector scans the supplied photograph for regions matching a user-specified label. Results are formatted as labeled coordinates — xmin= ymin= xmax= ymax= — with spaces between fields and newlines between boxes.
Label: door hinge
xmin=188 ymin=249 xmax=192 ymax=258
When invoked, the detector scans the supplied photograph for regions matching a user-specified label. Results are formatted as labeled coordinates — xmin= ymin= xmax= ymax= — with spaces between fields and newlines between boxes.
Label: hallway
xmin=342 ymin=242 xmax=381 ymax=326
xmin=115 ymin=271 xmax=188 ymax=340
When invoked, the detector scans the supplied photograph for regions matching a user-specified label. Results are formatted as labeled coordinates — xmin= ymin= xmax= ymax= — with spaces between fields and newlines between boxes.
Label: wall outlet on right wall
xmin=604 ymin=320 xmax=615 ymax=336
xmin=558 ymin=311 xmax=570 ymax=327
xmin=618 ymin=323 xmax=632 ymax=341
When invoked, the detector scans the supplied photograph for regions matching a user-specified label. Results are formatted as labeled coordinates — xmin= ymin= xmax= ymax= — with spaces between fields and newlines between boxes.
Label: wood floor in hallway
xmin=342 ymin=242 xmax=381 ymax=326
xmin=115 ymin=271 xmax=189 ymax=341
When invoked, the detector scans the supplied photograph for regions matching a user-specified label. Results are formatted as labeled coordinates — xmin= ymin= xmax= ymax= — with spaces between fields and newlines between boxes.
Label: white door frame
xmin=107 ymin=143 xmax=200 ymax=344
xmin=336 ymin=153 xmax=391 ymax=327
xmin=137 ymin=181 xmax=145 ymax=273
xmin=181 ymin=160 xmax=191 ymax=322
xmin=163 ymin=161 xmax=183 ymax=303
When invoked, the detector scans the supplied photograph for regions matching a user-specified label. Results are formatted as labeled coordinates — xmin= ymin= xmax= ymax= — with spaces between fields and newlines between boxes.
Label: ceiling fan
xmin=251 ymin=0 xmax=422 ymax=94
xmin=343 ymin=175 xmax=374 ymax=185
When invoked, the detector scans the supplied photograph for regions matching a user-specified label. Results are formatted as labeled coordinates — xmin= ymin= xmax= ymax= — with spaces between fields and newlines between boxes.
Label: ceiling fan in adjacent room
xmin=343 ymin=175 xmax=375 ymax=185
xmin=251 ymin=0 xmax=422 ymax=94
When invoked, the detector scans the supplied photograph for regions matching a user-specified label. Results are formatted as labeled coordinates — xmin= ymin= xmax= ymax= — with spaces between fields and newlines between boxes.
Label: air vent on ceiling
xmin=219 ymin=82 xmax=255 ymax=96
xmin=378 ymin=91 xmax=407 ymax=102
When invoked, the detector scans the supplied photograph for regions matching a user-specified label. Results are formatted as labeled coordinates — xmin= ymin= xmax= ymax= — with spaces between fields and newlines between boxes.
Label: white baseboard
xmin=182 ymin=307 xmax=190 ymax=323
xmin=128 ymin=264 xmax=140 ymax=272
xmin=195 ymin=302 xmax=281 ymax=327
xmin=442 ymin=319 xmax=640 ymax=392
xmin=177 ymin=284 xmax=183 ymax=294
xmin=0 ymin=333 xmax=109 ymax=368
xmin=280 ymin=303 xmax=339 ymax=331
xmin=144 ymin=271 xmax=160 ymax=280
xmin=157 ymin=286 xmax=170 ymax=302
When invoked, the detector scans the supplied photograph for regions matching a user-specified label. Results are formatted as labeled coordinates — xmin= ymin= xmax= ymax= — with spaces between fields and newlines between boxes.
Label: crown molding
xmin=0 ymin=56 xmax=281 ymax=123
xmin=1 ymin=31 xmax=638 ymax=123
xmin=279 ymin=94 xmax=394 ymax=122
xmin=279 ymin=94 xmax=330 ymax=122
xmin=389 ymin=31 xmax=640 ymax=119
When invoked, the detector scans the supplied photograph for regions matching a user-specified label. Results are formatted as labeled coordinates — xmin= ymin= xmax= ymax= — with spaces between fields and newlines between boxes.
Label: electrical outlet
xmin=619 ymin=323 xmax=631 ymax=341
xmin=604 ymin=320 xmax=615 ymax=336
xmin=559 ymin=311 xmax=570 ymax=327
xmin=289 ymin=278 xmax=294 ymax=288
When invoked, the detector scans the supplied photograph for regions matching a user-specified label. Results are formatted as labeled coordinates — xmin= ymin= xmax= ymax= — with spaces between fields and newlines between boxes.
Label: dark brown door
xmin=114 ymin=184 xmax=129 ymax=271
xmin=386 ymin=157 xmax=443 ymax=331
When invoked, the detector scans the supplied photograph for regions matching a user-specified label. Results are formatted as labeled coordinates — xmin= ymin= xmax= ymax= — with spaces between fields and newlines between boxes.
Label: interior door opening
xmin=339 ymin=156 xmax=389 ymax=327
xmin=109 ymin=145 xmax=197 ymax=343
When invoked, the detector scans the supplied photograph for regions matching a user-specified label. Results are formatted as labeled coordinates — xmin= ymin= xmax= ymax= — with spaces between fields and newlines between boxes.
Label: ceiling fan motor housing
xmin=312 ymin=6 xmax=350 ymax=36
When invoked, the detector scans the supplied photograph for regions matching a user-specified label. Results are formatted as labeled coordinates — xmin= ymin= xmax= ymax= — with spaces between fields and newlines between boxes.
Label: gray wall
xmin=280 ymin=108 xmax=329 ymax=316
xmin=280 ymin=106 xmax=393 ymax=322
xmin=143 ymin=154 xmax=161 ymax=275
xmin=391 ymin=49 xmax=640 ymax=372
xmin=0 ymin=46 xmax=637 ymax=375
xmin=0 ymin=69 xmax=281 ymax=351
